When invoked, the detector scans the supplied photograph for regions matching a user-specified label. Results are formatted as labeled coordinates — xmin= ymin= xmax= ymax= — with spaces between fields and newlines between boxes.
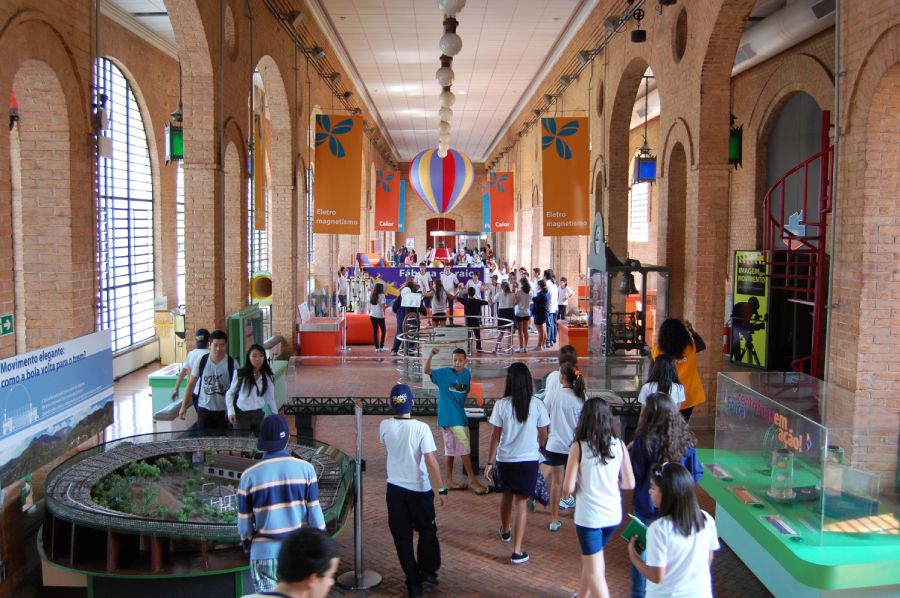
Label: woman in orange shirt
xmin=650 ymin=319 xmax=707 ymax=423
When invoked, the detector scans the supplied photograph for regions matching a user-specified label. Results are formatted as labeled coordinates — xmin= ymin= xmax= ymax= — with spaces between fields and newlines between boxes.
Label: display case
xmin=587 ymin=263 xmax=669 ymax=357
xmin=711 ymin=371 xmax=900 ymax=547
xmin=701 ymin=371 xmax=900 ymax=596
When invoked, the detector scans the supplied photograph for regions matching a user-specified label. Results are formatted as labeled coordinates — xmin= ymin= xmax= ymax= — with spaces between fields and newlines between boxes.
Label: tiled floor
xmin=26 ymin=348 xmax=772 ymax=598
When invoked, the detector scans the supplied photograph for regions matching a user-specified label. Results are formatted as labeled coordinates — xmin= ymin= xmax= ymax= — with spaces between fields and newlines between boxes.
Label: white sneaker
xmin=559 ymin=496 xmax=575 ymax=509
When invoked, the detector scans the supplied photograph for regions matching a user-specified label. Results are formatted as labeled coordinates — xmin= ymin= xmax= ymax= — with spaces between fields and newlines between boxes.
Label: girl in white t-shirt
xmin=430 ymin=279 xmax=448 ymax=328
xmin=628 ymin=463 xmax=720 ymax=598
xmin=638 ymin=353 xmax=686 ymax=407
xmin=514 ymin=278 xmax=532 ymax=353
xmin=544 ymin=362 xmax=586 ymax=531
xmin=563 ymin=397 xmax=635 ymax=598
xmin=369 ymin=283 xmax=387 ymax=351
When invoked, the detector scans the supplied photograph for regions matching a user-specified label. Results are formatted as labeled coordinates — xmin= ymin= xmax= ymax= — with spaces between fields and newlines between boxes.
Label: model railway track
xmin=45 ymin=434 xmax=350 ymax=542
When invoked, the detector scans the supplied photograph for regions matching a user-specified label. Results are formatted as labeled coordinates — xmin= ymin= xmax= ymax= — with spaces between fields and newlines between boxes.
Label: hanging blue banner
xmin=482 ymin=181 xmax=491 ymax=233
xmin=398 ymin=180 xmax=405 ymax=233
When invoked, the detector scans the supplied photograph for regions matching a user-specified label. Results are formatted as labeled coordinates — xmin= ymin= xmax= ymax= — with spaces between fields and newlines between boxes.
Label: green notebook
xmin=621 ymin=513 xmax=649 ymax=551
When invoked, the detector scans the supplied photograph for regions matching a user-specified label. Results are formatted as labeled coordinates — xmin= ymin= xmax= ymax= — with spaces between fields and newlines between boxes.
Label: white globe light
xmin=439 ymin=131 xmax=451 ymax=143
xmin=439 ymin=107 xmax=453 ymax=121
xmin=438 ymin=121 xmax=451 ymax=134
xmin=435 ymin=66 xmax=455 ymax=87
xmin=439 ymin=32 xmax=462 ymax=56
xmin=437 ymin=0 xmax=467 ymax=16
xmin=438 ymin=141 xmax=450 ymax=152
xmin=438 ymin=148 xmax=448 ymax=158
xmin=439 ymin=90 xmax=456 ymax=108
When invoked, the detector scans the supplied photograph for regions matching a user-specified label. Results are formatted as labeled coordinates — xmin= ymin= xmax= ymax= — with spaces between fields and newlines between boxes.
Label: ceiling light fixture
xmin=343 ymin=91 xmax=353 ymax=100
xmin=577 ymin=50 xmax=592 ymax=65
xmin=532 ymin=109 xmax=542 ymax=117
xmin=543 ymin=94 xmax=554 ymax=105
xmin=438 ymin=0 xmax=467 ymax=16
xmin=559 ymin=74 xmax=574 ymax=86
xmin=603 ymin=15 xmax=624 ymax=32
xmin=325 ymin=72 xmax=341 ymax=85
xmin=306 ymin=46 xmax=326 ymax=61
xmin=287 ymin=10 xmax=304 ymax=28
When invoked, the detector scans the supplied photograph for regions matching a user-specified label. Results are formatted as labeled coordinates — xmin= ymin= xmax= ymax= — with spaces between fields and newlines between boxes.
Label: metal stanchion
xmin=337 ymin=400 xmax=381 ymax=590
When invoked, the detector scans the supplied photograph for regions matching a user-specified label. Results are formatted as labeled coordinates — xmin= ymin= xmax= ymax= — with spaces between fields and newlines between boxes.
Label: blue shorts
xmin=575 ymin=524 xmax=617 ymax=556
xmin=545 ymin=450 xmax=569 ymax=467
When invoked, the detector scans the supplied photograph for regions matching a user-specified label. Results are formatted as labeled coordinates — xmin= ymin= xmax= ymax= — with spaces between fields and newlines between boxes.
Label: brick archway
xmin=608 ymin=57 xmax=650 ymax=258
xmin=255 ymin=55 xmax=295 ymax=340
xmin=0 ymin=15 xmax=92 ymax=356
xmin=663 ymin=143 xmax=688 ymax=319
xmin=223 ymin=130 xmax=248 ymax=317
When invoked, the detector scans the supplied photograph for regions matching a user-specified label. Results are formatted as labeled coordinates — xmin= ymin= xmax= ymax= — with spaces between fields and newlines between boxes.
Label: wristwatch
xmin=438 ymin=487 xmax=448 ymax=495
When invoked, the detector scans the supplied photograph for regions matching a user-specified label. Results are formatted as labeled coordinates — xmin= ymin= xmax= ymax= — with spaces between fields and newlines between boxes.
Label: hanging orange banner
xmin=541 ymin=117 xmax=589 ymax=236
xmin=313 ymin=114 xmax=362 ymax=234
xmin=375 ymin=171 xmax=403 ymax=232
xmin=487 ymin=172 xmax=515 ymax=232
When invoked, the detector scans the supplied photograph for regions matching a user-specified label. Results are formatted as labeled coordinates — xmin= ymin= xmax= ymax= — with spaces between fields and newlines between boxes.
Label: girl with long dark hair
xmin=629 ymin=393 xmax=704 ymax=598
xmin=532 ymin=279 xmax=550 ymax=350
xmin=225 ymin=344 xmax=276 ymax=432
xmin=638 ymin=354 xmax=686 ymax=407
xmin=628 ymin=463 xmax=719 ymax=598
xmin=492 ymin=281 xmax=516 ymax=353
xmin=485 ymin=363 xmax=550 ymax=564
xmin=514 ymin=278 xmax=532 ymax=353
xmin=369 ymin=282 xmax=387 ymax=351
xmin=544 ymin=362 xmax=587 ymax=531
xmin=563 ymin=397 xmax=635 ymax=598
xmin=652 ymin=319 xmax=707 ymax=422
xmin=431 ymin=279 xmax=447 ymax=328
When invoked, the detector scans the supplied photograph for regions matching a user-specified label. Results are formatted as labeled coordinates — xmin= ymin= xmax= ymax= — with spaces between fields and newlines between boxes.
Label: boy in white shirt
xmin=381 ymin=384 xmax=448 ymax=598
xmin=439 ymin=265 xmax=460 ymax=324
xmin=558 ymin=277 xmax=575 ymax=320
xmin=337 ymin=267 xmax=349 ymax=311
xmin=466 ymin=271 xmax=484 ymax=300
xmin=414 ymin=263 xmax=432 ymax=311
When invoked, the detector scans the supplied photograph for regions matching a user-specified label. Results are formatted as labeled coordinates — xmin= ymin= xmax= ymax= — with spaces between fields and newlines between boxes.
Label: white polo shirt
xmin=414 ymin=271 xmax=432 ymax=293
xmin=546 ymin=279 xmax=559 ymax=314
xmin=440 ymin=271 xmax=459 ymax=297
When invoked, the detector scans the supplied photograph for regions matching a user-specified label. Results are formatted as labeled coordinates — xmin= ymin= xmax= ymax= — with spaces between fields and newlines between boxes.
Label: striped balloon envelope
xmin=408 ymin=148 xmax=475 ymax=214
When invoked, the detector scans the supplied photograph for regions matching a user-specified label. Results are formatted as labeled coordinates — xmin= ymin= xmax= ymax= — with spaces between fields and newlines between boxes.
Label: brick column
xmin=270 ymin=183 xmax=297 ymax=341
xmin=183 ymin=162 xmax=224 ymax=331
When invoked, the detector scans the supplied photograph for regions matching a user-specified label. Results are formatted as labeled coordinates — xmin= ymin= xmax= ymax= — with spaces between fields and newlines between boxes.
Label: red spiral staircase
xmin=762 ymin=111 xmax=834 ymax=378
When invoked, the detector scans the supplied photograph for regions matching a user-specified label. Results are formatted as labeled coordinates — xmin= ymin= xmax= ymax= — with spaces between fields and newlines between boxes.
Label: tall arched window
xmin=176 ymin=163 xmax=185 ymax=307
xmin=97 ymin=58 xmax=154 ymax=352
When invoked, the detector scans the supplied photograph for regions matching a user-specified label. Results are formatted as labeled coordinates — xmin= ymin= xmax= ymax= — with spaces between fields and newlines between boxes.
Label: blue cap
xmin=390 ymin=384 xmax=414 ymax=415
xmin=195 ymin=328 xmax=210 ymax=348
xmin=258 ymin=414 xmax=290 ymax=451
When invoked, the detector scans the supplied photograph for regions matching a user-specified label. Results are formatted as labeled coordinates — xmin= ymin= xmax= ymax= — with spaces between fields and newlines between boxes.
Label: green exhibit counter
xmin=148 ymin=360 xmax=288 ymax=419
xmin=698 ymin=448 xmax=900 ymax=597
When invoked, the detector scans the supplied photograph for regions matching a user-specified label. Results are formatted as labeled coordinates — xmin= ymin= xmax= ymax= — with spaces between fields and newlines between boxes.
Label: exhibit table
xmin=558 ymin=321 xmax=588 ymax=356
xmin=149 ymin=360 xmax=288 ymax=419
xmin=299 ymin=316 xmax=345 ymax=364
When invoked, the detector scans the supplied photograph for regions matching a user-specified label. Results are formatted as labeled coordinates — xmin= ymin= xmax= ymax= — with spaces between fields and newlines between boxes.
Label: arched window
xmin=176 ymin=163 xmax=185 ymax=307
xmin=629 ymin=159 xmax=650 ymax=244
xmin=97 ymin=58 xmax=155 ymax=352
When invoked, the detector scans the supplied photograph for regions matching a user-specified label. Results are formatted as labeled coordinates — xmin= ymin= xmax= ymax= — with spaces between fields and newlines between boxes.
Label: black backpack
xmin=196 ymin=353 xmax=235 ymax=396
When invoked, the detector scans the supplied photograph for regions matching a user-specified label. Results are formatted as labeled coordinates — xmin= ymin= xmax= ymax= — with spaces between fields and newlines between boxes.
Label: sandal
xmin=447 ymin=483 xmax=469 ymax=491
xmin=473 ymin=487 xmax=492 ymax=496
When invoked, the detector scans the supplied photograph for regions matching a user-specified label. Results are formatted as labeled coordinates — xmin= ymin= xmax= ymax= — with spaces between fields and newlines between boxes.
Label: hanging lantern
xmin=409 ymin=148 xmax=474 ymax=214
xmin=729 ymin=115 xmax=743 ymax=169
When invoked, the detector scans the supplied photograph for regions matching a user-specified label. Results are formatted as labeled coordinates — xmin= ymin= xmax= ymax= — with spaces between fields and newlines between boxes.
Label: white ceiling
xmin=106 ymin=0 xmax=177 ymax=46
xmin=323 ymin=0 xmax=580 ymax=162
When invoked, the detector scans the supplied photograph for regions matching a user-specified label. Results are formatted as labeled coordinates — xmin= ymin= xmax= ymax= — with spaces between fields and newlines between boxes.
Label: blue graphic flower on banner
xmin=315 ymin=115 xmax=354 ymax=158
xmin=542 ymin=119 xmax=579 ymax=160
xmin=376 ymin=171 xmax=396 ymax=192
xmin=489 ymin=172 xmax=509 ymax=193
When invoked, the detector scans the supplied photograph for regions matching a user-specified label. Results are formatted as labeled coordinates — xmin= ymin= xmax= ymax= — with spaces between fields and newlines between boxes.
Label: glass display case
xmin=711 ymin=371 xmax=900 ymax=547
xmin=588 ymin=264 xmax=669 ymax=357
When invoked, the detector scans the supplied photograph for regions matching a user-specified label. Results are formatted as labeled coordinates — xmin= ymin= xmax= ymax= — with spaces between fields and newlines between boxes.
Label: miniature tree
xmin=155 ymin=505 xmax=169 ymax=520
xmin=139 ymin=487 xmax=158 ymax=517
xmin=155 ymin=457 xmax=171 ymax=474
xmin=220 ymin=510 xmax=238 ymax=524
xmin=174 ymin=509 xmax=189 ymax=522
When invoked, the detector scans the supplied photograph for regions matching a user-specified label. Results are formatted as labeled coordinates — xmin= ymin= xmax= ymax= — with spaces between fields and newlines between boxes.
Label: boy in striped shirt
xmin=239 ymin=414 xmax=326 ymax=593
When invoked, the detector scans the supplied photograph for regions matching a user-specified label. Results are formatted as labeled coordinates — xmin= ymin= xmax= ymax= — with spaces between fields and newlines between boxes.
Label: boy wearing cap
xmin=380 ymin=384 xmax=447 ymax=598
xmin=170 ymin=328 xmax=210 ymax=405
xmin=238 ymin=415 xmax=326 ymax=593
xmin=242 ymin=527 xmax=341 ymax=598
xmin=424 ymin=348 xmax=490 ymax=495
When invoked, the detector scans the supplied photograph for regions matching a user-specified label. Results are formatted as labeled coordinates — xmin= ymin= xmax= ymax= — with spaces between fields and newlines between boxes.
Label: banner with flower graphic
xmin=485 ymin=171 xmax=514 ymax=232
xmin=313 ymin=115 xmax=363 ymax=234
xmin=541 ymin=117 xmax=589 ymax=236
xmin=375 ymin=171 xmax=404 ymax=232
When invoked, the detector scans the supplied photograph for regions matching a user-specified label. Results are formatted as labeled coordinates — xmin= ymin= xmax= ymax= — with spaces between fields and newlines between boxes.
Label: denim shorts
xmin=575 ymin=524 xmax=617 ymax=556
xmin=545 ymin=450 xmax=569 ymax=467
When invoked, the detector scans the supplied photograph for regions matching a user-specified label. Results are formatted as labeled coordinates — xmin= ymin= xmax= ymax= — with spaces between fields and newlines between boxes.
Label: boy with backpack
xmin=179 ymin=329 xmax=235 ymax=430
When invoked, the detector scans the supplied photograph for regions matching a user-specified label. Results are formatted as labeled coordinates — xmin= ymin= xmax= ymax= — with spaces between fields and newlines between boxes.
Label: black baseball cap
xmin=196 ymin=328 xmax=210 ymax=348
xmin=258 ymin=415 xmax=290 ymax=452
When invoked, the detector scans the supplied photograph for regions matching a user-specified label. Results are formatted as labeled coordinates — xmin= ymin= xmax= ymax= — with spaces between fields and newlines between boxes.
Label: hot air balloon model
xmin=409 ymin=148 xmax=474 ymax=214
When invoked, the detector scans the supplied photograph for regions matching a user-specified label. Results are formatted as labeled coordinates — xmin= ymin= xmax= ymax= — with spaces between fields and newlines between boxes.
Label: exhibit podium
xmin=701 ymin=372 xmax=900 ymax=597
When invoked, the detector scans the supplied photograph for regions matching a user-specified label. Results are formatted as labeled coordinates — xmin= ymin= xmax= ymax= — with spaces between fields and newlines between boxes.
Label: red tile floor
xmin=22 ymin=316 xmax=772 ymax=598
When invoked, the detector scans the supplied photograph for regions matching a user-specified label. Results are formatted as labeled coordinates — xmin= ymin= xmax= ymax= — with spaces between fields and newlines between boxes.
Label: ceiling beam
xmin=99 ymin=0 xmax=178 ymax=60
